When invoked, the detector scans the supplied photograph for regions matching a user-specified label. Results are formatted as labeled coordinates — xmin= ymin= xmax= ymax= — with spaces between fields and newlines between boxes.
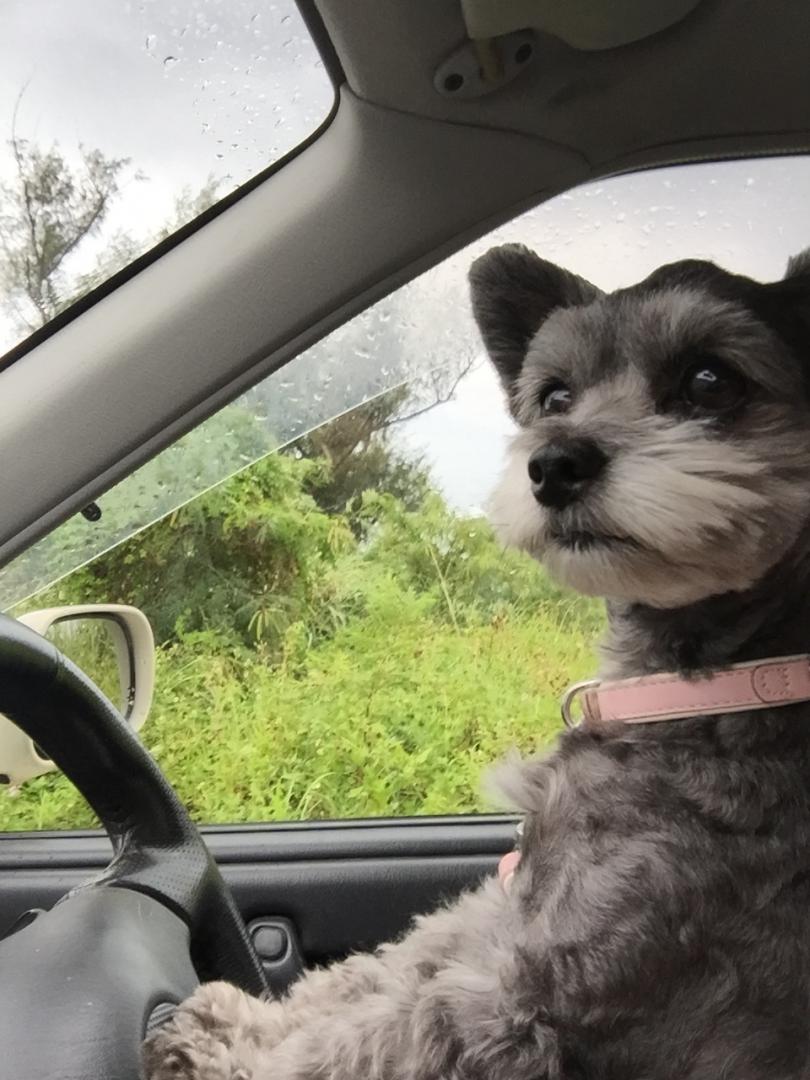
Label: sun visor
xmin=460 ymin=0 xmax=704 ymax=50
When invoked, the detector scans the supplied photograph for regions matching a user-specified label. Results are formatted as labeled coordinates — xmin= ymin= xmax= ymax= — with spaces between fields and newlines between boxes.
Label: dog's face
xmin=470 ymin=245 xmax=810 ymax=607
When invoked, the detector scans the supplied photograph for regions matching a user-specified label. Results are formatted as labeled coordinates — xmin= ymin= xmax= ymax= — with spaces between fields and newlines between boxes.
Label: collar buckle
xmin=560 ymin=679 xmax=601 ymax=729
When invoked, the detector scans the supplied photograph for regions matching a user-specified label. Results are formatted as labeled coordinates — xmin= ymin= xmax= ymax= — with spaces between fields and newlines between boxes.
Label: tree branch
xmin=47 ymin=190 xmax=109 ymax=283
xmin=382 ymin=354 xmax=476 ymax=430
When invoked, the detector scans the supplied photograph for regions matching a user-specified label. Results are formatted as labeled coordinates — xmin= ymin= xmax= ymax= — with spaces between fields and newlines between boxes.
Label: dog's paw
xmin=142 ymin=981 xmax=267 ymax=1080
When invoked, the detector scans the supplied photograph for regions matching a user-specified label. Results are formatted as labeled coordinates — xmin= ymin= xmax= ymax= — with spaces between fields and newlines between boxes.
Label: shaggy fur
xmin=144 ymin=245 xmax=810 ymax=1080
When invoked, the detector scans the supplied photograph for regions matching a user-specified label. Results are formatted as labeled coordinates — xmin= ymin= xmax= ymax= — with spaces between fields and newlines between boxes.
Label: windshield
xmin=0 ymin=0 xmax=333 ymax=355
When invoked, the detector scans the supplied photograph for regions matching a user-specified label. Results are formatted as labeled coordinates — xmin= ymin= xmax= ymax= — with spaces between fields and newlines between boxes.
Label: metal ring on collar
xmin=560 ymin=679 xmax=601 ymax=729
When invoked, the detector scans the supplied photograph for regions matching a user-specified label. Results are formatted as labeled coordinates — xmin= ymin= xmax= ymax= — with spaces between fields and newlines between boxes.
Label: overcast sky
xmin=4 ymin=3 xmax=810 ymax=557
xmin=0 ymin=0 xmax=332 ymax=348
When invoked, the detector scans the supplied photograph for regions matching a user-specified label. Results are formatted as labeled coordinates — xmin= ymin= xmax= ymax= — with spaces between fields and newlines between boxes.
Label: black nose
xmin=528 ymin=439 xmax=607 ymax=509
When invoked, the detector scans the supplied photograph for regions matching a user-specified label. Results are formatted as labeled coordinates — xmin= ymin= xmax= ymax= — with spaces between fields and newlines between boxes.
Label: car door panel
xmin=0 ymin=817 xmax=516 ymax=971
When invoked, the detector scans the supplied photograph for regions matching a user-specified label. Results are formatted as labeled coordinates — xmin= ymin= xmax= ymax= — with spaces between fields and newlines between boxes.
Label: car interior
xmin=0 ymin=1 xmax=809 ymax=1076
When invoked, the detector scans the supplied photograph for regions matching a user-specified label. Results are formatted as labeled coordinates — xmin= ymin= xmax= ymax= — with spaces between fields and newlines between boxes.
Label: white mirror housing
xmin=0 ymin=605 xmax=155 ymax=787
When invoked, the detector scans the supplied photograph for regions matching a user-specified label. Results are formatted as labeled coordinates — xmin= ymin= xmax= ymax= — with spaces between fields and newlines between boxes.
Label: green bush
xmin=2 ymin=429 xmax=604 ymax=831
xmin=0 ymin=572 xmax=600 ymax=830
xmin=33 ymin=452 xmax=355 ymax=651
xmin=359 ymin=490 xmax=583 ymax=624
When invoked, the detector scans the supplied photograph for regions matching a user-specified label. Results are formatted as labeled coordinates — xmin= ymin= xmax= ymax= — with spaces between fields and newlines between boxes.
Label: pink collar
xmin=561 ymin=653 xmax=810 ymax=731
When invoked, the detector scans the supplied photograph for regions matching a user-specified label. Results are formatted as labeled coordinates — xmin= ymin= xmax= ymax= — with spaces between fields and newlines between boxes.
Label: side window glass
xmin=4 ymin=156 xmax=810 ymax=830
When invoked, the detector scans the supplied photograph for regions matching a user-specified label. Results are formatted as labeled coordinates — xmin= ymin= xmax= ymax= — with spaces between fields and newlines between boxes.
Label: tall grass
xmin=0 ymin=577 xmax=602 ymax=831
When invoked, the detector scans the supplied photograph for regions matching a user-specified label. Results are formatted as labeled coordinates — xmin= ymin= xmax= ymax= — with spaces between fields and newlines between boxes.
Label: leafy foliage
xmin=32 ymin=453 xmax=349 ymax=649
xmin=0 ymin=137 xmax=133 ymax=329
xmin=293 ymin=387 xmax=432 ymax=520
xmin=2 ymin=439 xmax=603 ymax=831
xmin=0 ymin=125 xmax=220 ymax=335
xmin=0 ymin=405 xmax=269 ymax=613
xmin=359 ymin=491 xmax=582 ymax=625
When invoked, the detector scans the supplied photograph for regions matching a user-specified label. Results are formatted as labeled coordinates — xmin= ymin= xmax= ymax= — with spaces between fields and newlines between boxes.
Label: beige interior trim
xmin=460 ymin=0 xmax=703 ymax=51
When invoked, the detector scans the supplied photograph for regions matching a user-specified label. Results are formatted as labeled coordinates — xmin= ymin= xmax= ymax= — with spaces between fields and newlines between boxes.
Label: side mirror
xmin=0 ymin=605 xmax=155 ymax=787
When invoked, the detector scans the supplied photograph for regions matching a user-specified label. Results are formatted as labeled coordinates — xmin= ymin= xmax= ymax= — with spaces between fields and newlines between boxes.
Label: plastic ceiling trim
xmin=460 ymin=0 xmax=704 ymax=51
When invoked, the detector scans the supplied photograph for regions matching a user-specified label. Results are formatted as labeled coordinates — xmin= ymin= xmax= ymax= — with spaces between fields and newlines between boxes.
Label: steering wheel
xmin=0 ymin=612 xmax=268 ymax=1079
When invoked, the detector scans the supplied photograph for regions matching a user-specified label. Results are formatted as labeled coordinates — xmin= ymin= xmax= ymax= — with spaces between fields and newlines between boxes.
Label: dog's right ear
xmin=785 ymin=247 xmax=810 ymax=278
xmin=468 ymin=244 xmax=600 ymax=397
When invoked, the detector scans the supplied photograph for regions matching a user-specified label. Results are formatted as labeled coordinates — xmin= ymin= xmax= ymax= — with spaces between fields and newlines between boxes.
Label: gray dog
xmin=144 ymin=244 xmax=810 ymax=1079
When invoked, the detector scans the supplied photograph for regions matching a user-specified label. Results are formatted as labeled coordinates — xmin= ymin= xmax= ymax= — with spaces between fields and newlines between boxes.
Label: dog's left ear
xmin=469 ymin=244 xmax=600 ymax=399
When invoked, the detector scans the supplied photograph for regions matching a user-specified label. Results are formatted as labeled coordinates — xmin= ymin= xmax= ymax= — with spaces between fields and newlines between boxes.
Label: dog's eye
xmin=540 ymin=382 xmax=573 ymax=416
xmin=681 ymin=361 xmax=746 ymax=413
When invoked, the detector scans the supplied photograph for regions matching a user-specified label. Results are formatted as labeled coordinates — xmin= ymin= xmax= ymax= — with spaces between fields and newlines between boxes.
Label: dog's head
xmin=470 ymin=244 xmax=810 ymax=608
